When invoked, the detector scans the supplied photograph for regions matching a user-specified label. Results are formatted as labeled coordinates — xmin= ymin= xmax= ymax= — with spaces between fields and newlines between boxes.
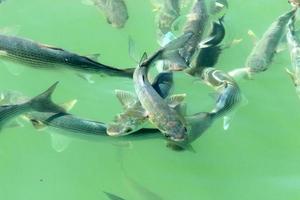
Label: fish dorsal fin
xmin=85 ymin=53 xmax=100 ymax=61
xmin=60 ymin=99 xmax=78 ymax=112
xmin=166 ymin=94 xmax=186 ymax=108
xmin=30 ymin=119 xmax=47 ymax=130
xmin=115 ymin=90 xmax=137 ymax=109
xmin=38 ymin=43 xmax=65 ymax=51
xmin=139 ymin=52 xmax=148 ymax=66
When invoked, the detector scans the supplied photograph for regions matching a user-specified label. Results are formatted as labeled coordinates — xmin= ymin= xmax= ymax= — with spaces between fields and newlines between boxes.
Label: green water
xmin=0 ymin=0 xmax=300 ymax=200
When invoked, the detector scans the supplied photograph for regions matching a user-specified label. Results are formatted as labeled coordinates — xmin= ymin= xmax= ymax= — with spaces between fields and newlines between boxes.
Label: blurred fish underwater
xmin=0 ymin=0 xmax=300 ymax=200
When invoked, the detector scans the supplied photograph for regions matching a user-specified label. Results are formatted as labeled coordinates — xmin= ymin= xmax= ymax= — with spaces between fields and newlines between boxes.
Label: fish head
xmin=247 ymin=57 xmax=268 ymax=74
xmin=164 ymin=120 xmax=188 ymax=142
xmin=107 ymin=109 xmax=147 ymax=136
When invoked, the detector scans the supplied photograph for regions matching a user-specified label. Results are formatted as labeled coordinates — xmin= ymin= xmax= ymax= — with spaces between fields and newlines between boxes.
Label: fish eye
xmin=125 ymin=127 xmax=133 ymax=133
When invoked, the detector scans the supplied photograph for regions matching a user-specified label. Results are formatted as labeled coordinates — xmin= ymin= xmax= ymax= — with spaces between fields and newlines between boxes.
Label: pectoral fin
xmin=285 ymin=68 xmax=297 ymax=85
xmin=115 ymin=90 xmax=137 ymax=109
xmin=30 ymin=119 xmax=47 ymax=130
xmin=247 ymin=30 xmax=258 ymax=45
xmin=166 ymin=94 xmax=186 ymax=108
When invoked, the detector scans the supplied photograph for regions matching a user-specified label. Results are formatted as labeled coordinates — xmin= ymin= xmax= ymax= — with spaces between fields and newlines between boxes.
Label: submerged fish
xmin=187 ymin=16 xmax=226 ymax=76
xmin=25 ymin=112 xmax=107 ymax=135
xmin=107 ymin=72 xmax=173 ymax=136
xmin=85 ymin=0 xmax=129 ymax=28
xmin=133 ymin=35 xmax=191 ymax=142
xmin=0 ymin=82 xmax=65 ymax=130
xmin=155 ymin=0 xmax=181 ymax=38
xmin=201 ymin=67 xmax=241 ymax=118
xmin=181 ymin=0 xmax=209 ymax=65
xmin=286 ymin=16 xmax=300 ymax=98
xmin=230 ymin=9 xmax=296 ymax=78
xmin=108 ymin=72 xmax=173 ymax=135
xmin=0 ymin=34 xmax=134 ymax=78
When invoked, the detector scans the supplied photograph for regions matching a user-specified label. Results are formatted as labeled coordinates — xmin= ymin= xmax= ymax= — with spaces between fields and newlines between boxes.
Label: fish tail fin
xmin=29 ymin=82 xmax=66 ymax=113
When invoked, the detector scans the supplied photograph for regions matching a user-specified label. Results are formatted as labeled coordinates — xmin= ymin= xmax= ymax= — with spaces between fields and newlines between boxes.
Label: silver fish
xmin=0 ymin=82 xmax=65 ymax=130
xmin=133 ymin=34 xmax=192 ymax=142
xmin=88 ymin=0 xmax=128 ymax=28
xmin=230 ymin=9 xmax=296 ymax=78
xmin=201 ymin=67 xmax=241 ymax=118
xmin=25 ymin=112 xmax=107 ymax=135
xmin=0 ymin=34 xmax=134 ymax=78
xmin=107 ymin=72 xmax=173 ymax=136
xmin=286 ymin=16 xmax=300 ymax=98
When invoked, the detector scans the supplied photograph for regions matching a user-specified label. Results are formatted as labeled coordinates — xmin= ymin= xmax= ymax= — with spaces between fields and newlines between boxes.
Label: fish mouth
xmin=165 ymin=133 xmax=187 ymax=142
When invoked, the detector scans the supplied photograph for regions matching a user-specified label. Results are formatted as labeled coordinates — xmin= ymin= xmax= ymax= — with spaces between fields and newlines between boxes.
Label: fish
xmin=25 ymin=112 xmax=107 ymax=135
xmin=201 ymin=67 xmax=241 ymax=118
xmin=230 ymin=9 xmax=297 ymax=79
xmin=286 ymin=16 xmax=300 ymax=98
xmin=181 ymin=0 xmax=209 ymax=65
xmin=155 ymin=0 xmax=181 ymax=36
xmin=107 ymin=72 xmax=173 ymax=136
xmin=0 ymin=82 xmax=65 ymax=130
xmin=0 ymin=34 xmax=134 ymax=78
xmin=84 ymin=0 xmax=129 ymax=28
xmin=187 ymin=16 xmax=226 ymax=76
xmin=133 ymin=34 xmax=192 ymax=143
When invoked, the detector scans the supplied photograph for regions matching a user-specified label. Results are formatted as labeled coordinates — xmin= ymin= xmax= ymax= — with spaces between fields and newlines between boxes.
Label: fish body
xmin=107 ymin=72 xmax=173 ymax=136
xmin=246 ymin=9 xmax=296 ymax=75
xmin=134 ymin=53 xmax=187 ymax=142
xmin=0 ymin=82 xmax=64 ymax=130
xmin=201 ymin=68 xmax=241 ymax=118
xmin=91 ymin=0 xmax=128 ymax=28
xmin=26 ymin=112 xmax=107 ymax=135
xmin=182 ymin=0 xmax=209 ymax=64
xmin=0 ymin=34 xmax=133 ymax=78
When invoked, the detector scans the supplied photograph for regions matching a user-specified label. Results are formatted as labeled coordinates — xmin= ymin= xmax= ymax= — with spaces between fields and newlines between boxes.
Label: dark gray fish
xmin=133 ymin=34 xmax=192 ymax=143
xmin=87 ymin=0 xmax=128 ymax=28
xmin=0 ymin=82 xmax=65 ymax=130
xmin=187 ymin=16 xmax=226 ymax=75
xmin=199 ymin=16 xmax=225 ymax=48
xmin=181 ymin=0 xmax=209 ymax=65
xmin=0 ymin=34 xmax=134 ymax=78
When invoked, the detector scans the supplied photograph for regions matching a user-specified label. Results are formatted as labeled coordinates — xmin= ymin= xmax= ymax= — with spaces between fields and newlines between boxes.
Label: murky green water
xmin=0 ymin=0 xmax=299 ymax=200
